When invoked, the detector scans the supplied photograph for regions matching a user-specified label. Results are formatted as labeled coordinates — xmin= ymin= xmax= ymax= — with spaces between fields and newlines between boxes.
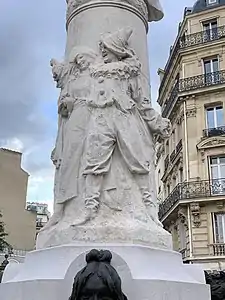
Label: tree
xmin=0 ymin=211 xmax=11 ymax=252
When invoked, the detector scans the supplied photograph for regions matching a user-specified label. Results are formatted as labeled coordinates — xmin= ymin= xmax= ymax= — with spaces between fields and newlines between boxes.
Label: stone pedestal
xmin=0 ymin=244 xmax=210 ymax=300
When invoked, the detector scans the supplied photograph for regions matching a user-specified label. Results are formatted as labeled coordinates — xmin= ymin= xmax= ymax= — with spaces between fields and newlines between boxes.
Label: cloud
xmin=149 ymin=0 xmax=196 ymax=108
xmin=0 ymin=0 xmax=67 ymax=209
xmin=0 ymin=0 xmax=196 ymax=210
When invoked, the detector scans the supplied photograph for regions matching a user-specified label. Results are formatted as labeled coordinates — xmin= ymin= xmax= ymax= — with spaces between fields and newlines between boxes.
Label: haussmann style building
xmin=156 ymin=0 xmax=225 ymax=271
xmin=0 ymin=148 xmax=36 ymax=252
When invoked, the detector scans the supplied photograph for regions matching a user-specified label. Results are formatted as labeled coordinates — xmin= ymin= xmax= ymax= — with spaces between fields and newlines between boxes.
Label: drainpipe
xmin=183 ymin=101 xmax=189 ymax=181
xmin=187 ymin=204 xmax=193 ymax=259
xmin=183 ymin=100 xmax=193 ymax=260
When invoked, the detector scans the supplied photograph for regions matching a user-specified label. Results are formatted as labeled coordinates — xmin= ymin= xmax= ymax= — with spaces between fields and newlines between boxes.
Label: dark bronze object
xmin=69 ymin=249 xmax=127 ymax=300
xmin=205 ymin=271 xmax=225 ymax=300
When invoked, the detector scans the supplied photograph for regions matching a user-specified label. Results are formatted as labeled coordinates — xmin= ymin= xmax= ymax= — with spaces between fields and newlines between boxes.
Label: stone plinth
xmin=0 ymin=244 xmax=210 ymax=300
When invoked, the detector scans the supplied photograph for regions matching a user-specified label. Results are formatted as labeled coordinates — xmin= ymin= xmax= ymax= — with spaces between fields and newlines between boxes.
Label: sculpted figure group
xmin=44 ymin=27 xmax=170 ymax=231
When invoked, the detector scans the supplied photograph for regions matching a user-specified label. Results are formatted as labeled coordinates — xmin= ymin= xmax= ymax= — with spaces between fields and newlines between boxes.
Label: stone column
xmin=65 ymin=0 xmax=163 ymax=97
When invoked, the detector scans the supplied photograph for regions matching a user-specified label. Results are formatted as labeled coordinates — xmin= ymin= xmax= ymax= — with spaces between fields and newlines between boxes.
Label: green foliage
xmin=0 ymin=211 xmax=10 ymax=252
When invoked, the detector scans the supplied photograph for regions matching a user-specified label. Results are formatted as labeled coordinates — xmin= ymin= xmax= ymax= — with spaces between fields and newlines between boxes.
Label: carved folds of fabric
xmin=90 ymin=59 xmax=141 ymax=80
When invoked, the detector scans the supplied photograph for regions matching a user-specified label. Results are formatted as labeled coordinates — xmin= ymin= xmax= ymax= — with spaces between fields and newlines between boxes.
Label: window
xmin=203 ymin=19 xmax=218 ymax=41
xmin=213 ymin=213 xmax=225 ymax=243
xmin=206 ymin=106 xmax=223 ymax=128
xmin=179 ymin=168 xmax=183 ymax=183
xmin=210 ymin=157 xmax=225 ymax=179
xmin=203 ymin=57 xmax=219 ymax=84
xmin=210 ymin=156 xmax=225 ymax=194
xmin=204 ymin=58 xmax=219 ymax=74
xmin=207 ymin=0 xmax=218 ymax=5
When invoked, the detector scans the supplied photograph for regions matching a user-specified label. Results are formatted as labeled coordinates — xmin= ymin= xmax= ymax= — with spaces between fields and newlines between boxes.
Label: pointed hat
xmin=100 ymin=27 xmax=134 ymax=58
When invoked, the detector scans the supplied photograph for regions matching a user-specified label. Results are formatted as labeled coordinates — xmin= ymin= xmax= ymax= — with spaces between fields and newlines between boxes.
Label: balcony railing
xmin=159 ymin=25 xmax=225 ymax=95
xmin=164 ymin=155 xmax=169 ymax=170
xmin=179 ymin=70 xmax=225 ymax=92
xmin=203 ymin=126 xmax=225 ymax=138
xmin=179 ymin=26 xmax=225 ymax=49
xmin=170 ymin=149 xmax=176 ymax=163
xmin=176 ymin=139 xmax=182 ymax=153
xmin=162 ymin=70 xmax=225 ymax=117
xmin=159 ymin=178 xmax=225 ymax=220
xmin=180 ymin=248 xmax=187 ymax=260
xmin=209 ymin=243 xmax=225 ymax=256
xmin=163 ymin=140 xmax=182 ymax=174
xmin=1 ymin=248 xmax=28 ymax=257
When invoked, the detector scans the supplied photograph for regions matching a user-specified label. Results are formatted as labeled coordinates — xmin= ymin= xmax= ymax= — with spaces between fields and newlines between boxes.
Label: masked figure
xmin=43 ymin=47 xmax=99 ymax=230
xmin=72 ymin=28 xmax=170 ymax=227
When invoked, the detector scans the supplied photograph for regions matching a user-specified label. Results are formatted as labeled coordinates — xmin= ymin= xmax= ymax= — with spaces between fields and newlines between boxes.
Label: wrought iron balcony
xmin=164 ymin=155 xmax=169 ymax=170
xmin=180 ymin=248 xmax=187 ymax=260
xmin=163 ymin=140 xmax=182 ymax=174
xmin=162 ymin=81 xmax=179 ymax=118
xmin=209 ymin=243 xmax=225 ymax=256
xmin=176 ymin=139 xmax=182 ymax=153
xmin=162 ymin=70 xmax=225 ymax=117
xmin=159 ymin=25 xmax=225 ymax=96
xmin=170 ymin=149 xmax=176 ymax=163
xmin=203 ymin=126 xmax=225 ymax=137
xmin=179 ymin=26 xmax=225 ymax=49
xmin=179 ymin=70 xmax=225 ymax=92
xmin=159 ymin=178 xmax=225 ymax=220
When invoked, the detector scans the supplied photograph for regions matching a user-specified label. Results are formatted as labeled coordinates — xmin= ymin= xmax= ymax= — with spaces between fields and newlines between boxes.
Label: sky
xmin=0 ymin=0 xmax=196 ymax=212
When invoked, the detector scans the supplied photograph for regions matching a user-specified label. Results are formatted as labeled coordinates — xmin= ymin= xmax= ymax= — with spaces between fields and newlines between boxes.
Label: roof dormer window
xmin=207 ymin=0 xmax=218 ymax=6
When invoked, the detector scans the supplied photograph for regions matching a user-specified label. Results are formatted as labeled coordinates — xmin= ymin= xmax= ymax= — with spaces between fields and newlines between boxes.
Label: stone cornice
xmin=197 ymin=136 xmax=225 ymax=150
xmin=66 ymin=0 xmax=148 ymax=32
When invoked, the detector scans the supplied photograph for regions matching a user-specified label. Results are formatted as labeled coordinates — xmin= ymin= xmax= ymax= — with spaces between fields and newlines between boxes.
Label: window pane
xmin=220 ymin=165 xmax=225 ymax=178
xmin=203 ymin=23 xmax=210 ymax=31
xmin=211 ymin=165 xmax=219 ymax=179
xmin=212 ymin=59 xmax=219 ymax=72
xmin=219 ymin=157 xmax=225 ymax=164
xmin=204 ymin=61 xmax=211 ymax=74
xmin=216 ymin=107 xmax=224 ymax=126
xmin=207 ymin=108 xmax=215 ymax=128
xmin=210 ymin=157 xmax=218 ymax=165
xmin=211 ymin=21 xmax=218 ymax=29
xmin=214 ymin=214 xmax=225 ymax=243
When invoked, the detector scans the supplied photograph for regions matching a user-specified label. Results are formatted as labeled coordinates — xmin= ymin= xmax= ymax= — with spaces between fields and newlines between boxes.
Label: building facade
xmin=26 ymin=202 xmax=50 ymax=235
xmin=156 ymin=0 xmax=225 ymax=271
xmin=0 ymin=148 xmax=36 ymax=251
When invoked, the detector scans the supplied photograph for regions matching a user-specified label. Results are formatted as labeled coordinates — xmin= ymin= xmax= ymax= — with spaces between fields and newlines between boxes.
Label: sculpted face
xmin=99 ymin=42 xmax=117 ymax=63
xmin=76 ymin=54 xmax=91 ymax=71
xmin=51 ymin=61 xmax=64 ymax=88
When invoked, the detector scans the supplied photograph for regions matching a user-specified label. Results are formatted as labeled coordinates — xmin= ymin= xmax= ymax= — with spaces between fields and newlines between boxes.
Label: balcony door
xmin=213 ymin=213 xmax=225 ymax=244
xmin=210 ymin=156 xmax=225 ymax=194
xmin=203 ymin=58 xmax=219 ymax=84
xmin=206 ymin=106 xmax=223 ymax=129
xmin=203 ymin=19 xmax=218 ymax=41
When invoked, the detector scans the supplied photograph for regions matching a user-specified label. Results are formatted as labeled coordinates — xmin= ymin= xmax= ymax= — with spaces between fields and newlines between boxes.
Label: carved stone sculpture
xmin=69 ymin=249 xmax=127 ymax=300
xmin=37 ymin=27 xmax=171 ymax=249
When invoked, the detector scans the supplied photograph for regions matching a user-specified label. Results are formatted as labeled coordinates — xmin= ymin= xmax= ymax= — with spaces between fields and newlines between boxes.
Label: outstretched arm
xmin=130 ymin=76 xmax=171 ymax=138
